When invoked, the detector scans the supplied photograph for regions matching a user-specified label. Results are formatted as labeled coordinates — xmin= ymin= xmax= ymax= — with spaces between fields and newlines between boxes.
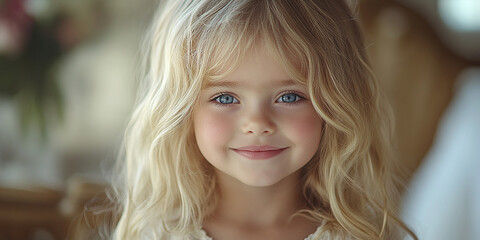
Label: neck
xmin=209 ymin=170 xmax=307 ymax=227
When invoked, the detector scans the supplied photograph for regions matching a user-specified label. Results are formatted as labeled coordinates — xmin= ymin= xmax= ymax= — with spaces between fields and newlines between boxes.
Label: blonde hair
xmin=109 ymin=0 xmax=417 ymax=239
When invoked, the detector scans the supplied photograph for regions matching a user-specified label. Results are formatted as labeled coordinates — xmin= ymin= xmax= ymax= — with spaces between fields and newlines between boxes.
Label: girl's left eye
xmin=212 ymin=93 xmax=239 ymax=105
xmin=276 ymin=93 xmax=304 ymax=103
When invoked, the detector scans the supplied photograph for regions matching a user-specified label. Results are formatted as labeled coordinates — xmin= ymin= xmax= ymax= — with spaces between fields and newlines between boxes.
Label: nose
xmin=241 ymin=107 xmax=276 ymax=135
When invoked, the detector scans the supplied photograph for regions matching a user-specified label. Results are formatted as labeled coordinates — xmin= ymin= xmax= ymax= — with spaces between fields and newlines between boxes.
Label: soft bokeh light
xmin=439 ymin=0 xmax=480 ymax=31
xmin=0 ymin=0 xmax=479 ymax=239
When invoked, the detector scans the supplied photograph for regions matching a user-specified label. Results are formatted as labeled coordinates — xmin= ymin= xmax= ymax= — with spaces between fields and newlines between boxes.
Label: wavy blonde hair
xmin=109 ymin=0 xmax=417 ymax=239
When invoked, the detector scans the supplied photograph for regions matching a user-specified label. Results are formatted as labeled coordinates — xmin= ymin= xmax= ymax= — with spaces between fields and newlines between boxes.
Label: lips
xmin=232 ymin=145 xmax=288 ymax=160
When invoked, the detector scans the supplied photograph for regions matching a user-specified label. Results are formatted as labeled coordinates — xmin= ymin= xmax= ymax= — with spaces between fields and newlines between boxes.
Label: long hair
xmin=110 ymin=0 xmax=417 ymax=239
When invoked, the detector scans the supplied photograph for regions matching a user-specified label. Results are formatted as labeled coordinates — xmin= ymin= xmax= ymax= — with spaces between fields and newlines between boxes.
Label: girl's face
xmin=193 ymin=44 xmax=323 ymax=187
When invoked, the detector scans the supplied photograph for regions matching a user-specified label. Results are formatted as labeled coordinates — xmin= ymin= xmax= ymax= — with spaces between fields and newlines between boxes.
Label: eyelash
xmin=209 ymin=92 xmax=238 ymax=106
xmin=209 ymin=91 xmax=306 ymax=106
xmin=210 ymin=92 xmax=238 ymax=106
xmin=277 ymin=91 xmax=306 ymax=104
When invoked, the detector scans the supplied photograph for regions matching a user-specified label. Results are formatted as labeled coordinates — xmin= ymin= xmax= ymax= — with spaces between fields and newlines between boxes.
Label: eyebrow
xmin=204 ymin=79 xmax=299 ymax=89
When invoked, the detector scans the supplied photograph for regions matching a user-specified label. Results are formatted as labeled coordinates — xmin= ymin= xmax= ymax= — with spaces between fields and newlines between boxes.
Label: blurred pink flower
xmin=0 ymin=0 xmax=33 ymax=54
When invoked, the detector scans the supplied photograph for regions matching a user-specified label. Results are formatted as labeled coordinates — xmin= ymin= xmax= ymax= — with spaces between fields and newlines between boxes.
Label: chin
xmin=235 ymin=174 xmax=290 ymax=188
xmin=241 ymin=179 xmax=280 ymax=188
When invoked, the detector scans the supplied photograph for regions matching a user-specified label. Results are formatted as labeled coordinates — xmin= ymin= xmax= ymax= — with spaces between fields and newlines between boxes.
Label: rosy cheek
xmin=208 ymin=111 xmax=233 ymax=135
xmin=284 ymin=109 xmax=322 ymax=147
xmin=194 ymin=108 xmax=234 ymax=149
xmin=299 ymin=113 xmax=322 ymax=135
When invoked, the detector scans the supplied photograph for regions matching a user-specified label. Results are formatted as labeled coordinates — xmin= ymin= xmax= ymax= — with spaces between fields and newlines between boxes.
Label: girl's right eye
xmin=211 ymin=93 xmax=239 ymax=105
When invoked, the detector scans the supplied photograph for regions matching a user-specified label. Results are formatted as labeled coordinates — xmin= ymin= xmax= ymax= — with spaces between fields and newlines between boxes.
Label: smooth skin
xmin=193 ymin=42 xmax=323 ymax=240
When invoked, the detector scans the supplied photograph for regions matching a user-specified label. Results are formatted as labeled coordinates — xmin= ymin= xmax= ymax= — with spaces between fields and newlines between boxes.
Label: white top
xmin=162 ymin=224 xmax=336 ymax=240
xmin=196 ymin=227 xmax=329 ymax=240
xmin=401 ymin=68 xmax=480 ymax=240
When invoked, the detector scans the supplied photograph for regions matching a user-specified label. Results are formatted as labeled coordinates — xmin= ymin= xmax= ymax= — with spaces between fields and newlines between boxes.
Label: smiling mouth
xmin=232 ymin=145 xmax=288 ymax=160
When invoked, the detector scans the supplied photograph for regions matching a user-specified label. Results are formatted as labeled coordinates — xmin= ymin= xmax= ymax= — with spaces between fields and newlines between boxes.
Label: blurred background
xmin=0 ymin=0 xmax=479 ymax=239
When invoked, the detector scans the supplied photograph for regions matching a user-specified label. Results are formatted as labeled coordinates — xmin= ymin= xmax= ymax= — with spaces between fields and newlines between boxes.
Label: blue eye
xmin=213 ymin=93 xmax=239 ymax=104
xmin=277 ymin=93 xmax=303 ymax=103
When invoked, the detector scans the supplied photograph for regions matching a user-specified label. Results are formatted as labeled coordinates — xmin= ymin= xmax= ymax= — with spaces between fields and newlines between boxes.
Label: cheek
xmin=193 ymin=107 xmax=235 ymax=153
xmin=282 ymin=108 xmax=322 ymax=151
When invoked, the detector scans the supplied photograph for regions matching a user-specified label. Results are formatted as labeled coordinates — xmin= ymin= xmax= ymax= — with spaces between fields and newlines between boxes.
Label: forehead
xmin=203 ymin=40 xmax=305 ymax=89
xmin=184 ymin=0 xmax=321 ymax=91
xmin=204 ymin=43 xmax=301 ymax=88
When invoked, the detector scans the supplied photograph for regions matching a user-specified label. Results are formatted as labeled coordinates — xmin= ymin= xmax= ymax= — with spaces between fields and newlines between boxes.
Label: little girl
xmin=108 ymin=0 xmax=417 ymax=239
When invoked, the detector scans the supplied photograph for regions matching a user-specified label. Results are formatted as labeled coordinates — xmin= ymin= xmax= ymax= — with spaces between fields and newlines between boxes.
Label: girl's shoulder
xmin=304 ymin=226 xmax=330 ymax=240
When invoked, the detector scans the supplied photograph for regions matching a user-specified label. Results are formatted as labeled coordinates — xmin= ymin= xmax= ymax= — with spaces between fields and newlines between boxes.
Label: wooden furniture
xmin=359 ymin=0 xmax=475 ymax=181
xmin=0 ymin=186 xmax=69 ymax=240
xmin=0 ymin=176 xmax=109 ymax=240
